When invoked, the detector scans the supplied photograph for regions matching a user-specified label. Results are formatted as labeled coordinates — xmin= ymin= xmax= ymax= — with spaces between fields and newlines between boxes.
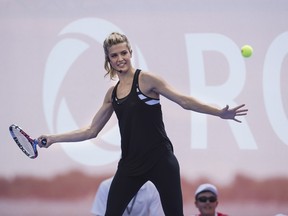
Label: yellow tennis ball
xmin=241 ymin=45 xmax=253 ymax=58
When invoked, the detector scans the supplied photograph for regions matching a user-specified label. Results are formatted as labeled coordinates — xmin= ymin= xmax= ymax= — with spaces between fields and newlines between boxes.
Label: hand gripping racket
xmin=9 ymin=124 xmax=47 ymax=159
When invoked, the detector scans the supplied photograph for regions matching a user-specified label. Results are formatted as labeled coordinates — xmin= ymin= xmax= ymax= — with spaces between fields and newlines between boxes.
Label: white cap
xmin=195 ymin=183 xmax=218 ymax=198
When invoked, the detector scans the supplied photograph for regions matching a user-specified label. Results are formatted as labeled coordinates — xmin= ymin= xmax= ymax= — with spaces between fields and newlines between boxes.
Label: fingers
xmin=234 ymin=104 xmax=246 ymax=109
xmin=236 ymin=113 xmax=247 ymax=116
xmin=233 ymin=104 xmax=248 ymax=115
xmin=233 ymin=105 xmax=247 ymax=123
xmin=233 ymin=118 xmax=242 ymax=123
xmin=225 ymin=104 xmax=247 ymax=112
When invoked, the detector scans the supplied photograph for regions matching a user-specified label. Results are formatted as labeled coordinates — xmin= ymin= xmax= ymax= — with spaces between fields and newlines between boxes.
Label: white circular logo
xmin=43 ymin=18 xmax=148 ymax=166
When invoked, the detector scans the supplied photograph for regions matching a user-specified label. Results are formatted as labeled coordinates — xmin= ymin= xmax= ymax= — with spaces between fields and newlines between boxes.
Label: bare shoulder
xmin=107 ymin=85 xmax=115 ymax=94
xmin=140 ymin=70 xmax=175 ymax=95
xmin=139 ymin=70 xmax=163 ymax=82
xmin=103 ymin=86 xmax=115 ymax=103
xmin=138 ymin=71 xmax=165 ymax=97
xmin=139 ymin=70 xmax=167 ymax=89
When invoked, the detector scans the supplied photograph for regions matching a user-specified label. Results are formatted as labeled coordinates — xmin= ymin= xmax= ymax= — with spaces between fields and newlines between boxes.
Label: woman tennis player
xmin=38 ymin=32 xmax=248 ymax=216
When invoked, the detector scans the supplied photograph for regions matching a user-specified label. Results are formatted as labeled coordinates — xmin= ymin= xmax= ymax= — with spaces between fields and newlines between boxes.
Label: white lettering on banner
xmin=263 ymin=32 xmax=288 ymax=145
xmin=185 ymin=33 xmax=257 ymax=149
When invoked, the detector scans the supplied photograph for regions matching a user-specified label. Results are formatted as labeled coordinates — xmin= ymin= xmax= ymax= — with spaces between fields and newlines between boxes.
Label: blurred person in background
xmin=193 ymin=183 xmax=228 ymax=216
xmin=91 ymin=176 xmax=164 ymax=216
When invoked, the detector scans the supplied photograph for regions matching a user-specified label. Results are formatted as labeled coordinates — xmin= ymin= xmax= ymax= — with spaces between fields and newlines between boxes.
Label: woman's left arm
xmin=145 ymin=72 xmax=248 ymax=123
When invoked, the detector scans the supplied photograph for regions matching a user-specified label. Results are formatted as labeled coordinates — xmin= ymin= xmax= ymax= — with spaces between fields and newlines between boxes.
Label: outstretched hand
xmin=219 ymin=104 xmax=248 ymax=123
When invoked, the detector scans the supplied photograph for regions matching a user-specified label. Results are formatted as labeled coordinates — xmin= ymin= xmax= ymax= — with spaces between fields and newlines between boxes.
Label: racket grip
xmin=41 ymin=139 xmax=47 ymax=146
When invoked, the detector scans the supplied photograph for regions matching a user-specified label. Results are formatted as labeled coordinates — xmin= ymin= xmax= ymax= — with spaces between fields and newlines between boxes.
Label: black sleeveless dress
xmin=112 ymin=69 xmax=173 ymax=176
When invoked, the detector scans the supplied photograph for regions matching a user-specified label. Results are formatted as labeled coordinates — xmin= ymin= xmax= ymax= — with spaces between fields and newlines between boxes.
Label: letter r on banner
xmin=185 ymin=33 xmax=257 ymax=149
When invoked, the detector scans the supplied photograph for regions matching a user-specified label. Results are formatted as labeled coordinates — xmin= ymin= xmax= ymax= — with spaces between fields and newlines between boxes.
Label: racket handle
xmin=41 ymin=139 xmax=47 ymax=146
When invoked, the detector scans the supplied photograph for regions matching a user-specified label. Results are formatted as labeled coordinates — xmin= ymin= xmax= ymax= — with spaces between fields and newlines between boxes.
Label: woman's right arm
xmin=38 ymin=87 xmax=114 ymax=148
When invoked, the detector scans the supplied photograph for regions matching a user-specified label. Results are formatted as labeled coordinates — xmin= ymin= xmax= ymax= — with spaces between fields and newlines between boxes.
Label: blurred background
xmin=1 ymin=0 xmax=288 ymax=215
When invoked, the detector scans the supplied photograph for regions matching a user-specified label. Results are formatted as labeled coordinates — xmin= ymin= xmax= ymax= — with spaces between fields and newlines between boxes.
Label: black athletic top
xmin=112 ymin=69 xmax=173 ymax=176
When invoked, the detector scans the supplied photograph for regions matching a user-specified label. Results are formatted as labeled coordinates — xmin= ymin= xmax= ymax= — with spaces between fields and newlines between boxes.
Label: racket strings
xmin=13 ymin=129 xmax=36 ymax=157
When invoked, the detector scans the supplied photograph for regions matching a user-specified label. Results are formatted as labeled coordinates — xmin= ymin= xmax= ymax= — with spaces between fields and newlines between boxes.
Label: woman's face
xmin=108 ymin=42 xmax=132 ymax=73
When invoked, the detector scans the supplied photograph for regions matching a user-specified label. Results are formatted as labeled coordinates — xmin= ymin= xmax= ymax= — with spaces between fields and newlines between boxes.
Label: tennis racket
xmin=9 ymin=124 xmax=47 ymax=159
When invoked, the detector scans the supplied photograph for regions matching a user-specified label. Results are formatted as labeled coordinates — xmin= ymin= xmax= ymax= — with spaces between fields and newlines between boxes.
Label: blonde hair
xmin=103 ymin=32 xmax=132 ymax=79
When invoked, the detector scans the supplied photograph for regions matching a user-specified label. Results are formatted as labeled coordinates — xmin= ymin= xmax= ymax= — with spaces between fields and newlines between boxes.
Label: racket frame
xmin=9 ymin=124 xmax=38 ymax=159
